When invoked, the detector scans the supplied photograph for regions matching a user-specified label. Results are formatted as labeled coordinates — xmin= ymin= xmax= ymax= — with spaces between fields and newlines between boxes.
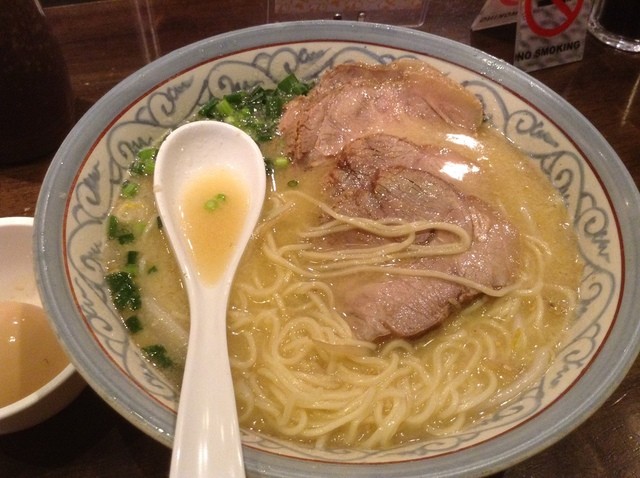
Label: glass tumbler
xmin=588 ymin=0 xmax=640 ymax=53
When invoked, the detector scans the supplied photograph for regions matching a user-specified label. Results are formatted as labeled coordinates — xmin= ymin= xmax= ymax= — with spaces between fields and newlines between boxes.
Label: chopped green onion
xmin=215 ymin=98 xmax=235 ymax=117
xmin=287 ymin=179 xmax=299 ymax=188
xmin=247 ymin=86 xmax=266 ymax=104
xmin=277 ymin=73 xmax=312 ymax=95
xmin=142 ymin=344 xmax=173 ymax=368
xmin=105 ymin=271 xmax=141 ymax=311
xmin=107 ymin=215 xmax=120 ymax=239
xmin=196 ymin=74 xmax=313 ymax=142
xmin=107 ymin=215 xmax=136 ymax=244
xmin=132 ymin=221 xmax=146 ymax=238
xmin=204 ymin=193 xmax=227 ymax=211
xmin=147 ymin=265 xmax=158 ymax=274
xmin=124 ymin=315 xmax=143 ymax=334
xmin=137 ymin=147 xmax=157 ymax=162
xmin=118 ymin=233 xmax=135 ymax=245
xmin=120 ymin=180 xmax=139 ymax=198
xmin=124 ymin=251 xmax=139 ymax=276
xmin=265 ymin=94 xmax=284 ymax=118
xmin=130 ymin=147 xmax=158 ymax=176
xmin=272 ymin=156 xmax=290 ymax=169
xmin=198 ymin=99 xmax=218 ymax=118
xmin=126 ymin=250 xmax=139 ymax=265
xmin=225 ymin=91 xmax=245 ymax=105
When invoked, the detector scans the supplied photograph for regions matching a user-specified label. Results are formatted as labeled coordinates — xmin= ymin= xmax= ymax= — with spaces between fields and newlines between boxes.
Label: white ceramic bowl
xmin=34 ymin=21 xmax=640 ymax=477
xmin=0 ymin=217 xmax=85 ymax=434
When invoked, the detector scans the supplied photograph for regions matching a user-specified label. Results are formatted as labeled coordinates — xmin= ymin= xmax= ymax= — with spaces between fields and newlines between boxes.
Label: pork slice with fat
xmin=320 ymin=136 xmax=519 ymax=341
xmin=279 ymin=59 xmax=483 ymax=166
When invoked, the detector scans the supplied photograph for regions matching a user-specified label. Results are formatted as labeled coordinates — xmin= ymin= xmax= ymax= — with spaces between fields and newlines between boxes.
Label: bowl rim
xmin=0 ymin=216 xmax=35 ymax=229
xmin=34 ymin=20 xmax=640 ymax=477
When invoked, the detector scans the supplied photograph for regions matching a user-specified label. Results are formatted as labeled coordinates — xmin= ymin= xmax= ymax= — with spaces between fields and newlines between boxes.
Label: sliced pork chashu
xmin=320 ymin=135 xmax=519 ymax=341
xmin=279 ymin=59 xmax=483 ymax=166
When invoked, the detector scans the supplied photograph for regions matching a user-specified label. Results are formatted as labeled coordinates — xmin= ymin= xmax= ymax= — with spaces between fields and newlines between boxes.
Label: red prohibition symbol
xmin=524 ymin=0 xmax=585 ymax=37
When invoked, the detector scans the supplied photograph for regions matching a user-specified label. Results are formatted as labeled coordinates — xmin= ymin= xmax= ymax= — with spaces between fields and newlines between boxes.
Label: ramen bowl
xmin=34 ymin=21 xmax=640 ymax=477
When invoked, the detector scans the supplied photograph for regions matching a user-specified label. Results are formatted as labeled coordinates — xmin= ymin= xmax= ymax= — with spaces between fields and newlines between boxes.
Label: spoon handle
xmin=170 ymin=283 xmax=244 ymax=478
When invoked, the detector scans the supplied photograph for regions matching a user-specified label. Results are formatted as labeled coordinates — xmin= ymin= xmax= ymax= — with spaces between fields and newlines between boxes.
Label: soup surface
xmin=0 ymin=301 xmax=69 ymax=408
xmin=181 ymin=168 xmax=250 ymax=284
xmin=102 ymin=61 xmax=583 ymax=449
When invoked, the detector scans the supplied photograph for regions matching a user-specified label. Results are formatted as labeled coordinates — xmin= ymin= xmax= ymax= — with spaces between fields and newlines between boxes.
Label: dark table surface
xmin=1 ymin=1 xmax=639 ymax=476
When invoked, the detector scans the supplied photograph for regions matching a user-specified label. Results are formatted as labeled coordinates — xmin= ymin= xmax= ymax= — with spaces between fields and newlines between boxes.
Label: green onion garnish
xmin=273 ymin=156 xmax=290 ymax=169
xmin=120 ymin=180 xmax=139 ymax=198
xmin=196 ymin=74 xmax=313 ymax=142
xmin=204 ymin=193 xmax=227 ymax=211
xmin=142 ymin=344 xmax=174 ymax=368
xmin=130 ymin=147 xmax=158 ymax=176
xmin=124 ymin=315 xmax=143 ymax=334
xmin=105 ymin=271 xmax=141 ymax=311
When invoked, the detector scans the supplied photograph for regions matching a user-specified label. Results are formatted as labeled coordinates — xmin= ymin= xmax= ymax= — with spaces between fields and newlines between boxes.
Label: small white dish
xmin=0 ymin=216 xmax=85 ymax=434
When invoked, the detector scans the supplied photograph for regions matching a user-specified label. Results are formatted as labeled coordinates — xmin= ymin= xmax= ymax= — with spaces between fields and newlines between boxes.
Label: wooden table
xmin=1 ymin=1 xmax=639 ymax=476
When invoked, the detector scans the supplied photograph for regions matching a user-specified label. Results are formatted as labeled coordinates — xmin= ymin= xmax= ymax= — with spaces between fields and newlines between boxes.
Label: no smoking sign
xmin=515 ymin=0 xmax=592 ymax=71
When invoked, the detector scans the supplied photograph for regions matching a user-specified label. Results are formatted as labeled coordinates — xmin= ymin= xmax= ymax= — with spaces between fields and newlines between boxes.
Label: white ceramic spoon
xmin=153 ymin=120 xmax=266 ymax=478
